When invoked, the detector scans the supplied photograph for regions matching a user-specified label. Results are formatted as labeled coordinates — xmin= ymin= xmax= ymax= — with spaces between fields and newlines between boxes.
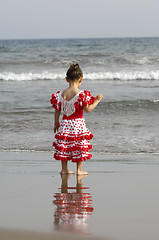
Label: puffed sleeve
xmin=50 ymin=91 xmax=61 ymax=111
xmin=75 ymin=90 xmax=96 ymax=108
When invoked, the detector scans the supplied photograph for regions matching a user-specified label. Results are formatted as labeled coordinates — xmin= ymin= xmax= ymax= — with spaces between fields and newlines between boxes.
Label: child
xmin=50 ymin=64 xmax=103 ymax=175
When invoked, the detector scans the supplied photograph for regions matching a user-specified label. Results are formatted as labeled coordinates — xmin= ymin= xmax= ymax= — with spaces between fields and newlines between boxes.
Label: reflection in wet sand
xmin=53 ymin=175 xmax=94 ymax=235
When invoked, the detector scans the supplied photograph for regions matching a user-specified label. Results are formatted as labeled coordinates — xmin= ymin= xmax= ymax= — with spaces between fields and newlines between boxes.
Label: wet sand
xmin=0 ymin=228 xmax=107 ymax=240
xmin=0 ymin=151 xmax=159 ymax=240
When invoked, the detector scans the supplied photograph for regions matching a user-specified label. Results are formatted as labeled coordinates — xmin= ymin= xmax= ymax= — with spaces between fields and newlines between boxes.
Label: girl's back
xmin=62 ymin=88 xmax=81 ymax=101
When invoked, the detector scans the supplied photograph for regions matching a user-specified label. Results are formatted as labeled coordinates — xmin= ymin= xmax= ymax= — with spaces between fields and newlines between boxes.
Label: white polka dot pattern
xmin=53 ymin=118 xmax=93 ymax=162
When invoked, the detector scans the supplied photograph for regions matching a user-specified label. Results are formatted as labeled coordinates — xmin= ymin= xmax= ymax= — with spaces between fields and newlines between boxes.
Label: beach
xmin=0 ymin=38 xmax=159 ymax=239
xmin=1 ymin=151 xmax=159 ymax=240
xmin=0 ymin=38 xmax=159 ymax=155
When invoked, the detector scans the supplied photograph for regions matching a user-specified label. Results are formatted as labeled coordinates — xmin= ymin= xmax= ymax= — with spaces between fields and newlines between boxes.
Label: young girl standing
xmin=50 ymin=64 xmax=103 ymax=175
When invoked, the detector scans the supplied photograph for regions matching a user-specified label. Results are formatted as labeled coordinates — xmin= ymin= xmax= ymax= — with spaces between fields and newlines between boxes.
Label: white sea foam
xmin=1 ymin=70 xmax=159 ymax=81
xmin=135 ymin=57 xmax=151 ymax=65
xmin=0 ymin=72 xmax=65 ymax=81
xmin=84 ymin=71 xmax=159 ymax=80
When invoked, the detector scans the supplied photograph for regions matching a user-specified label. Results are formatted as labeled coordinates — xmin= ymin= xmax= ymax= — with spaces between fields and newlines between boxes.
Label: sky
xmin=0 ymin=0 xmax=159 ymax=39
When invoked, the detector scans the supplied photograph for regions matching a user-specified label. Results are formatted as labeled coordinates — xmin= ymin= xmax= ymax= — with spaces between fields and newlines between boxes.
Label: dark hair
xmin=66 ymin=64 xmax=83 ymax=81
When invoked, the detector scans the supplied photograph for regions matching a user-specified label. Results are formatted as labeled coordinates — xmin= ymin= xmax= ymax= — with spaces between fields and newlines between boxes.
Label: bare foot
xmin=60 ymin=170 xmax=75 ymax=175
xmin=77 ymin=170 xmax=88 ymax=175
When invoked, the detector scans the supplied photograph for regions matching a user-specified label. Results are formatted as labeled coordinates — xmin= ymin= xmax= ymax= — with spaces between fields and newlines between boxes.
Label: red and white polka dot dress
xmin=50 ymin=90 xmax=96 ymax=162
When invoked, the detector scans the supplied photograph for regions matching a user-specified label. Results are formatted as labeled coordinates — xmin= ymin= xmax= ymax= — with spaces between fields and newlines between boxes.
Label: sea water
xmin=0 ymin=38 xmax=159 ymax=155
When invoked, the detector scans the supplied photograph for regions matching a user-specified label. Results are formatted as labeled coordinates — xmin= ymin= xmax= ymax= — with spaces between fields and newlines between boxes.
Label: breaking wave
xmin=1 ymin=70 xmax=159 ymax=81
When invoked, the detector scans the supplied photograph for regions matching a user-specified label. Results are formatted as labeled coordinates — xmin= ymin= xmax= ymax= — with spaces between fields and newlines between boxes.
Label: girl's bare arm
xmin=54 ymin=109 xmax=61 ymax=133
xmin=83 ymin=94 xmax=103 ymax=113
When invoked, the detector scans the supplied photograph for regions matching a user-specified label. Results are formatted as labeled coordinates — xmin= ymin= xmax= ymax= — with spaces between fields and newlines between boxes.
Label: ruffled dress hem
xmin=54 ymin=153 xmax=92 ymax=162
xmin=54 ymin=132 xmax=93 ymax=141
xmin=53 ymin=142 xmax=92 ymax=153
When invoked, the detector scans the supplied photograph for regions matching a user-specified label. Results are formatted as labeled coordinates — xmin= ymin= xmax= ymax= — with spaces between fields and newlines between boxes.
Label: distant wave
xmin=1 ymin=70 xmax=159 ymax=81
xmin=113 ymin=56 xmax=159 ymax=66
xmin=84 ymin=71 xmax=159 ymax=80
xmin=0 ymin=72 xmax=64 ymax=81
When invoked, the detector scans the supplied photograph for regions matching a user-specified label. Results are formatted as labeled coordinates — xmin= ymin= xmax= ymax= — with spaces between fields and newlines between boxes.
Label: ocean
xmin=0 ymin=38 xmax=159 ymax=156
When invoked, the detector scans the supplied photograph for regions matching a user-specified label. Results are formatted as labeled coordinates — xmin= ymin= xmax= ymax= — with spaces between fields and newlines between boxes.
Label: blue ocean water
xmin=0 ymin=38 xmax=159 ymax=154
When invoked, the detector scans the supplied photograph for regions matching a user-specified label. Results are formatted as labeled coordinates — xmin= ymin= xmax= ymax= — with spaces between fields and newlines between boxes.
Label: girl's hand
xmin=54 ymin=123 xmax=60 ymax=133
xmin=84 ymin=93 xmax=103 ymax=113
xmin=96 ymin=94 xmax=103 ymax=102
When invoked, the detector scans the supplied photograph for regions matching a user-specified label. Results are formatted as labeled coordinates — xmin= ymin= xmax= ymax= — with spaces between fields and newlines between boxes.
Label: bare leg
xmin=60 ymin=161 xmax=75 ymax=175
xmin=77 ymin=161 xmax=88 ymax=175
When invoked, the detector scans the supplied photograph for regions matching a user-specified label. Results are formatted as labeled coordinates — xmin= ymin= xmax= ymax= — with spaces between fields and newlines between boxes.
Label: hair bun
xmin=70 ymin=64 xmax=79 ymax=71
xmin=66 ymin=63 xmax=83 ymax=80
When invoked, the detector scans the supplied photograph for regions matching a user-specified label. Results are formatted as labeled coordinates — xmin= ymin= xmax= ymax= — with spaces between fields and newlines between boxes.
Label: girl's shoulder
xmin=50 ymin=90 xmax=62 ymax=110
xmin=77 ymin=90 xmax=96 ymax=106
xmin=80 ymin=90 xmax=92 ymax=96
xmin=79 ymin=90 xmax=95 ymax=98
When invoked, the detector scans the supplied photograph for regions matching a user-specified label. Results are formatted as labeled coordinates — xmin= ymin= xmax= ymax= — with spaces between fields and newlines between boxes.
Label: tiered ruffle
xmin=54 ymin=151 xmax=92 ymax=162
xmin=53 ymin=139 xmax=92 ymax=153
xmin=74 ymin=90 xmax=96 ymax=109
xmin=50 ymin=91 xmax=61 ymax=111
xmin=55 ymin=132 xmax=93 ymax=141
xmin=53 ymin=118 xmax=93 ymax=162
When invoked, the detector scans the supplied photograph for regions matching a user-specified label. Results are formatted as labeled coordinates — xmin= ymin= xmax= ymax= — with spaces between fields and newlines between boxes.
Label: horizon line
xmin=0 ymin=36 xmax=159 ymax=41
